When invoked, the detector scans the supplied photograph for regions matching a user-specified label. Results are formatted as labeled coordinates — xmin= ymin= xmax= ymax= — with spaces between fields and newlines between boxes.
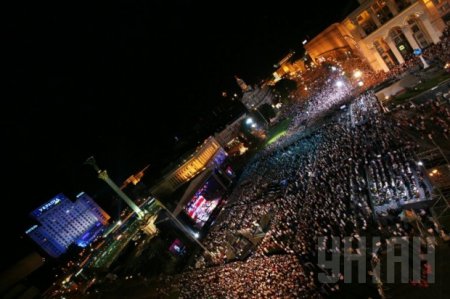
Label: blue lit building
xmin=26 ymin=193 xmax=110 ymax=258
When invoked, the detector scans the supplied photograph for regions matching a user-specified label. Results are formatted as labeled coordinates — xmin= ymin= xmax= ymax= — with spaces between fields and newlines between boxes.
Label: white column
xmin=352 ymin=18 xmax=367 ymax=38
xmin=386 ymin=0 xmax=399 ymax=16
xmin=99 ymin=171 xmax=145 ymax=219
xmin=402 ymin=27 xmax=421 ymax=49
xmin=420 ymin=14 xmax=441 ymax=44
xmin=368 ymin=9 xmax=383 ymax=27
xmin=371 ymin=47 xmax=391 ymax=72
xmin=386 ymin=38 xmax=405 ymax=64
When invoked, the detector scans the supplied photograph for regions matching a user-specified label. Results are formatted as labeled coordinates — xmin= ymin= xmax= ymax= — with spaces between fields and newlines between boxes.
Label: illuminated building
xmin=234 ymin=76 xmax=275 ymax=110
xmin=214 ymin=114 xmax=247 ymax=147
xmin=306 ymin=0 xmax=449 ymax=72
xmin=120 ymin=164 xmax=150 ymax=189
xmin=240 ymin=86 xmax=275 ymax=111
xmin=344 ymin=0 xmax=448 ymax=72
xmin=304 ymin=23 xmax=360 ymax=63
xmin=75 ymin=192 xmax=110 ymax=225
xmin=150 ymin=137 xmax=228 ymax=197
xmin=272 ymin=51 xmax=306 ymax=82
xmin=26 ymin=193 xmax=110 ymax=258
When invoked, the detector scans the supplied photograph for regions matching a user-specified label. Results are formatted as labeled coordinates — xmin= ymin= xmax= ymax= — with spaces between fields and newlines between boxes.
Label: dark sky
xmin=3 ymin=0 xmax=359 ymax=269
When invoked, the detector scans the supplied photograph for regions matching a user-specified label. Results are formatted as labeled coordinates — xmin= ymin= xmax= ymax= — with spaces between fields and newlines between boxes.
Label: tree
xmin=272 ymin=78 xmax=297 ymax=100
xmin=257 ymin=103 xmax=276 ymax=120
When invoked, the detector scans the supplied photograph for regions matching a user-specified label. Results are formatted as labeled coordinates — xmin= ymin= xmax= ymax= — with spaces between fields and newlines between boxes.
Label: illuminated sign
xmin=25 ymin=225 xmax=38 ymax=234
xmin=38 ymin=197 xmax=61 ymax=213
xmin=32 ymin=194 xmax=66 ymax=217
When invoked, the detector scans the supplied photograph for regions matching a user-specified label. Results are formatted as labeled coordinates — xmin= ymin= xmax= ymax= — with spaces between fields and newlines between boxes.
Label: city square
xmin=2 ymin=0 xmax=450 ymax=299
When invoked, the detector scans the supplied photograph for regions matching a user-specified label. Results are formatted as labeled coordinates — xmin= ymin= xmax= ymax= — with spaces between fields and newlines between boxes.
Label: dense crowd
xmin=154 ymin=27 xmax=450 ymax=299
xmin=156 ymin=90 xmax=438 ymax=298
xmin=394 ymin=95 xmax=450 ymax=142
xmin=171 ymin=255 xmax=321 ymax=299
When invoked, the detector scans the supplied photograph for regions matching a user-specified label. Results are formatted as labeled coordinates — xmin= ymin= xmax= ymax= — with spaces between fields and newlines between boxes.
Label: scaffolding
xmin=416 ymin=148 xmax=450 ymax=229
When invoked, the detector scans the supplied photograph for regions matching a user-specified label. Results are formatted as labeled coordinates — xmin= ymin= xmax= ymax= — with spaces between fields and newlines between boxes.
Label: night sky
xmin=3 ymin=0 xmax=359 ymax=270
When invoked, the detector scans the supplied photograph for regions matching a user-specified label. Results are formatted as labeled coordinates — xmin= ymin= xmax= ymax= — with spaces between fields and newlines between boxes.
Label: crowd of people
xmin=155 ymin=89 xmax=438 ymax=297
xmin=170 ymin=255 xmax=321 ymax=298
xmin=153 ymin=27 xmax=450 ymax=299
xmin=394 ymin=95 xmax=450 ymax=142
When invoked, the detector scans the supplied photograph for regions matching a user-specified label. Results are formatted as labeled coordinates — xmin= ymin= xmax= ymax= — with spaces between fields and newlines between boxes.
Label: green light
xmin=266 ymin=131 xmax=288 ymax=145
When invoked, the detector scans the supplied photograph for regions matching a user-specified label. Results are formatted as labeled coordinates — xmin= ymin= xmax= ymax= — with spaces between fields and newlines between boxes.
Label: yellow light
xmin=432 ymin=169 xmax=438 ymax=174
xmin=353 ymin=70 xmax=362 ymax=78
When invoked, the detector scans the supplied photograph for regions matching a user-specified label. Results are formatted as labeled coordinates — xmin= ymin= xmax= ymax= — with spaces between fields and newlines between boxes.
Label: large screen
xmin=185 ymin=195 xmax=220 ymax=228
xmin=169 ymin=239 xmax=186 ymax=256
xmin=184 ymin=175 xmax=225 ymax=228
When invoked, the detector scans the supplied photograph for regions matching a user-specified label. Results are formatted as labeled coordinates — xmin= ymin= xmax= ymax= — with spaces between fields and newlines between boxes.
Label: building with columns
xmin=272 ymin=51 xmax=306 ymax=82
xmin=304 ymin=23 xmax=360 ymax=63
xmin=343 ymin=0 xmax=448 ymax=72
xmin=304 ymin=0 xmax=449 ymax=72
xmin=149 ymin=137 xmax=228 ymax=197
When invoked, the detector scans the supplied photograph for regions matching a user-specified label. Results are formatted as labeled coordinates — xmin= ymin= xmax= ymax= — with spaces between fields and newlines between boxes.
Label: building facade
xmin=150 ymin=137 xmax=228 ymax=197
xmin=344 ymin=0 xmax=448 ymax=72
xmin=214 ymin=114 xmax=247 ymax=147
xmin=304 ymin=23 xmax=360 ymax=63
xmin=272 ymin=51 xmax=306 ymax=82
xmin=26 ymin=193 xmax=110 ymax=258
xmin=240 ymin=86 xmax=275 ymax=110
xmin=305 ymin=0 xmax=449 ymax=72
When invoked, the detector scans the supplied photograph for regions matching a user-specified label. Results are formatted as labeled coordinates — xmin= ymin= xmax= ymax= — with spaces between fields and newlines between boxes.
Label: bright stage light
xmin=335 ymin=80 xmax=344 ymax=87
xmin=246 ymin=118 xmax=254 ymax=125
xmin=353 ymin=70 xmax=362 ymax=78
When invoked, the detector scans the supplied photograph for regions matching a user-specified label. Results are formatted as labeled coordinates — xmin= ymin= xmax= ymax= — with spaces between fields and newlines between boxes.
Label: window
xmin=394 ymin=0 xmax=412 ymax=12
xmin=407 ymin=17 xmax=430 ymax=48
xmin=372 ymin=0 xmax=394 ymax=24
xmin=389 ymin=28 xmax=413 ymax=59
